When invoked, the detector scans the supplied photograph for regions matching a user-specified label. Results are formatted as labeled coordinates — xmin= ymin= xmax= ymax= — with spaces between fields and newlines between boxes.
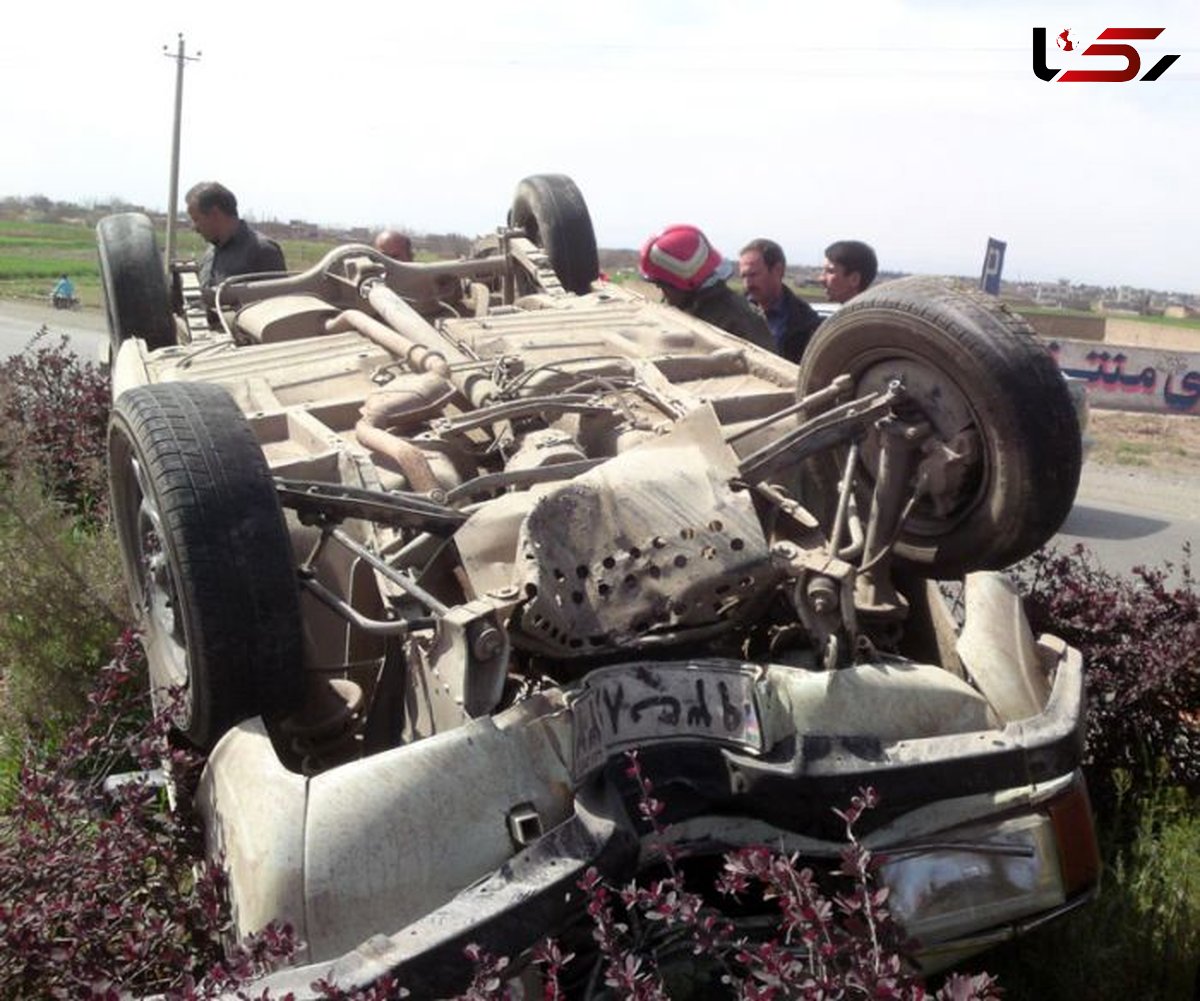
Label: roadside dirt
xmin=1087 ymin=409 xmax=1200 ymax=476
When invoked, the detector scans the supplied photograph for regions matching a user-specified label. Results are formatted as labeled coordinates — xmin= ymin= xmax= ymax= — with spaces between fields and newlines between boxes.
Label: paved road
xmin=0 ymin=298 xmax=107 ymax=362
xmin=1057 ymin=463 xmax=1200 ymax=579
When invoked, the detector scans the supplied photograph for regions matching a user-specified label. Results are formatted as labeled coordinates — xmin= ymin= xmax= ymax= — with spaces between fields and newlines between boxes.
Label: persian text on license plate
xmin=571 ymin=661 xmax=763 ymax=781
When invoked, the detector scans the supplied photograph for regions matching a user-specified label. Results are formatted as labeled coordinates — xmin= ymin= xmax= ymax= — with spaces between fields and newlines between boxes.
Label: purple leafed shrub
xmin=1019 ymin=545 xmax=1200 ymax=810
xmin=0 ymin=328 xmax=111 ymax=523
xmin=0 ymin=329 xmax=125 ymax=736
xmin=0 ymin=633 xmax=297 ymax=999
xmin=496 ymin=753 xmax=1003 ymax=1001
xmin=0 ymin=654 xmax=1008 ymax=999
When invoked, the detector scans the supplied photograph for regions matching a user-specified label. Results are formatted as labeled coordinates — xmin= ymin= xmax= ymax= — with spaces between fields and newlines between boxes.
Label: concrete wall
xmin=1047 ymin=338 xmax=1200 ymax=415
xmin=1021 ymin=311 xmax=1200 ymax=414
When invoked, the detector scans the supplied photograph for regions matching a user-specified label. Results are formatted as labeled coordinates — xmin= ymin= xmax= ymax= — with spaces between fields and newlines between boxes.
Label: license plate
xmin=570 ymin=660 xmax=763 ymax=781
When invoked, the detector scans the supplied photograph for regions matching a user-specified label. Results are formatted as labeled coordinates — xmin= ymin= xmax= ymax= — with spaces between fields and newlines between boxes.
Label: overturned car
xmin=98 ymin=175 xmax=1096 ymax=996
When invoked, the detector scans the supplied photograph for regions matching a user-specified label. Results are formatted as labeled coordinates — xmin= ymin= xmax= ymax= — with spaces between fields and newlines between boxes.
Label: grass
xmin=0 ymin=218 xmax=347 ymax=306
xmin=1015 ymin=302 xmax=1200 ymax=331
xmin=1116 ymin=313 xmax=1200 ymax=330
xmin=1100 ymin=438 xmax=1191 ymax=468
xmin=1085 ymin=410 xmax=1200 ymax=475
xmin=0 ymin=334 xmax=126 ymax=796
xmin=0 ymin=467 xmax=126 ymax=757
xmin=1108 ymin=442 xmax=1154 ymax=466
xmin=982 ymin=777 xmax=1200 ymax=1000
xmin=0 ymin=219 xmax=103 ymax=303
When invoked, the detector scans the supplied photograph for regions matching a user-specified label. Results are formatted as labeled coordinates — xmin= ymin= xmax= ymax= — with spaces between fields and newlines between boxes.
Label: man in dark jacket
xmin=739 ymin=238 xmax=821 ymax=363
xmin=639 ymin=225 xmax=772 ymax=352
xmin=186 ymin=181 xmax=286 ymax=291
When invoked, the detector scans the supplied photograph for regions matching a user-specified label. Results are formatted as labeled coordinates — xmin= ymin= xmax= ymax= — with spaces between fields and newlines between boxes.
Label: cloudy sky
xmin=3 ymin=1 xmax=1196 ymax=292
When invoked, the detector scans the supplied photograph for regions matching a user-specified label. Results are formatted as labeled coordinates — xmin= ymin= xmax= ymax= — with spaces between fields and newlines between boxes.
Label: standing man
xmin=185 ymin=181 xmax=286 ymax=290
xmin=640 ymin=225 xmax=773 ymax=352
xmin=738 ymin=238 xmax=821 ymax=363
xmin=821 ymin=240 xmax=878 ymax=304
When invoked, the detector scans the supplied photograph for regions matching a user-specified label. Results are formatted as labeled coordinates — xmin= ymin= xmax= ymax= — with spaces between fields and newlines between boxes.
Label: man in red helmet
xmin=639 ymin=225 xmax=772 ymax=352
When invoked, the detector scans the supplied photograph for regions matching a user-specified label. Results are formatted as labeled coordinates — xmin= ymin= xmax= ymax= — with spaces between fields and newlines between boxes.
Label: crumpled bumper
xmin=199 ymin=584 xmax=1093 ymax=998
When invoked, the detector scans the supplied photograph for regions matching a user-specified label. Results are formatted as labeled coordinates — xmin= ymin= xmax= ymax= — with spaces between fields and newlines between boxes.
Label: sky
xmin=2 ymin=1 xmax=1197 ymax=293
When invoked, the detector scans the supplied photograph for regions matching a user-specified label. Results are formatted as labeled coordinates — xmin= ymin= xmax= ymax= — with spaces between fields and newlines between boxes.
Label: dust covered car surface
xmin=98 ymin=175 xmax=1096 ymax=997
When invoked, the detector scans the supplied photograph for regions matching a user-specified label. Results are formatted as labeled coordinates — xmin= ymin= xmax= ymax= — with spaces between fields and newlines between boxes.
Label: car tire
xmin=797 ymin=276 xmax=1081 ymax=578
xmin=96 ymin=212 xmax=176 ymax=352
xmin=108 ymin=381 xmax=303 ymax=748
xmin=509 ymin=174 xmax=600 ymax=295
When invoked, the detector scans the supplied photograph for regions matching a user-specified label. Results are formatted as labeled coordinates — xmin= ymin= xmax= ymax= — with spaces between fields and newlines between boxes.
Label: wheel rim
xmin=115 ymin=442 xmax=192 ymax=721
xmin=850 ymin=352 xmax=989 ymax=540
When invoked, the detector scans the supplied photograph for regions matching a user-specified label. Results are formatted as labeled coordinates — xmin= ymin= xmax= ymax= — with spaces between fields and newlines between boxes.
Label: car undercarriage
xmin=98 ymin=174 xmax=1093 ymax=997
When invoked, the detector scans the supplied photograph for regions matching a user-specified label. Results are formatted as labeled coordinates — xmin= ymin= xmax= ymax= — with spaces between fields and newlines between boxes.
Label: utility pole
xmin=163 ymin=33 xmax=201 ymax=271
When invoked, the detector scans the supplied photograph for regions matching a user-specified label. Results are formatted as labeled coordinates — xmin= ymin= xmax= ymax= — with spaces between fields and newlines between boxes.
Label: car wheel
xmin=797 ymin=276 xmax=1081 ymax=578
xmin=108 ymin=381 xmax=303 ymax=748
xmin=96 ymin=213 xmax=176 ymax=353
xmin=509 ymin=174 xmax=600 ymax=295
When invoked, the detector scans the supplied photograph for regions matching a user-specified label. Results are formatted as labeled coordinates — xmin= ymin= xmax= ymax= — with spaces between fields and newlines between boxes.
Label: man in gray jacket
xmin=186 ymin=181 xmax=286 ymax=291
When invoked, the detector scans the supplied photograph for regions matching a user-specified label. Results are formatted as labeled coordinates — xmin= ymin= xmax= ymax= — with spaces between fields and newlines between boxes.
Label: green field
xmin=0 ymin=219 xmax=347 ymax=309
xmin=0 ymin=220 xmax=100 ymax=302
xmin=2 ymin=217 xmax=1197 ymax=337
xmin=1016 ymin=302 xmax=1200 ymax=330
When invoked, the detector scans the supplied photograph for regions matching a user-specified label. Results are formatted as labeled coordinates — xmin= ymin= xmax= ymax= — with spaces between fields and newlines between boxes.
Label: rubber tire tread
xmin=96 ymin=212 xmax=176 ymax=351
xmin=109 ymin=382 xmax=302 ymax=748
xmin=509 ymin=174 xmax=600 ymax=295
xmin=797 ymin=276 xmax=1081 ymax=577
